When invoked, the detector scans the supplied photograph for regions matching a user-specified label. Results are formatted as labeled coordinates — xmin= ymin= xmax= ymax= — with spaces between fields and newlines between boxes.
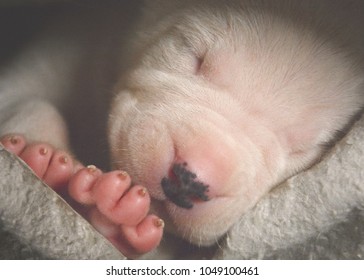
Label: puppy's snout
xmin=159 ymin=130 xmax=238 ymax=209
xmin=161 ymin=162 xmax=210 ymax=209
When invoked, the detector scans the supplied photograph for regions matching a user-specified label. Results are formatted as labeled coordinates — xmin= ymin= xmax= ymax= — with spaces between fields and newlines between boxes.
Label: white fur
xmin=109 ymin=0 xmax=364 ymax=245
xmin=1 ymin=0 xmax=363 ymax=250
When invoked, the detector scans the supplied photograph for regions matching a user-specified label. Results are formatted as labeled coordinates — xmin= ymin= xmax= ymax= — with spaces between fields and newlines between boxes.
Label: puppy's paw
xmin=1 ymin=134 xmax=77 ymax=190
xmin=69 ymin=166 xmax=164 ymax=257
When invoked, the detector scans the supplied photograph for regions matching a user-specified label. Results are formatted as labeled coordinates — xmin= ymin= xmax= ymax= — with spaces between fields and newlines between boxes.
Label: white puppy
xmin=1 ymin=0 xmax=363 ymax=254
xmin=109 ymin=0 xmax=364 ymax=245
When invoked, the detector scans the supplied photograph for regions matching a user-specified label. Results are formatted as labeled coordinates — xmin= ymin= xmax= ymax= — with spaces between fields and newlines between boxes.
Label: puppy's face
xmin=108 ymin=4 xmax=291 ymax=245
xmin=108 ymin=72 xmax=272 ymax=245
xmin=108 ymin=0 xmax=364 ymax=247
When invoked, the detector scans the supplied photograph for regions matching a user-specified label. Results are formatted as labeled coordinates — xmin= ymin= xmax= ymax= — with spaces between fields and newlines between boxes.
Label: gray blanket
xmin=0 ymin=0 xmax=363 ymax=260
xmin=1 ymin=114 xmax=363 ymax=260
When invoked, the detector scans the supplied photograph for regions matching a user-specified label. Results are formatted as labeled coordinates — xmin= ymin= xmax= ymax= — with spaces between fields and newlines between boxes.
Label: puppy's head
xmin=108 ymin=4 xmax=288 ymax=245
xmin=111 ymin=64 xmax=285 ymax=246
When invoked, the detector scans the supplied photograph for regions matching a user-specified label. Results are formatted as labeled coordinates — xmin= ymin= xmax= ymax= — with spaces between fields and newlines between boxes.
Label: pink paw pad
xmin=68 ymin=165 xmax=103 ymax=205
xmin=0 ymin=134 xmax=75 ymax=190
xmin=69 ymin=167 xmax=164 ymax=257
xmin=0 ymin=134 xmax=26 ymax=154
xmin=90 ymin=208 xmax=164 ymax=257
xmin=93 ymin=171 xmax=150 ymax=226
xmin=119 ymin=215 xmax=165 ymax=255
xmin=1 ymin=134 xmax=164 ymax=258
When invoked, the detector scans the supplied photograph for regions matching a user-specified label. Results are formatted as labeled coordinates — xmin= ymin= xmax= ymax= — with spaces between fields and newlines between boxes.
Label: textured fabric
xmin=0 ymin=147 xmax=125 ymax=259
xmin=215 ymin=116 xmax=364 ymax=259
xmin=0 ymin=0 xmax=363 ymax=260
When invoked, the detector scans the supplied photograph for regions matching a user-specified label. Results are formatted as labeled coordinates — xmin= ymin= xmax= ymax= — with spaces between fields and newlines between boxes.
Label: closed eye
xmin=194 ymin=55 xmax=204 ymax=75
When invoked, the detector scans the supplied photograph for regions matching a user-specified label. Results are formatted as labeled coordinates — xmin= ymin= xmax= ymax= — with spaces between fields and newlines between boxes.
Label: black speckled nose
xmin=161 ymin=162 xmax=209 ymax=209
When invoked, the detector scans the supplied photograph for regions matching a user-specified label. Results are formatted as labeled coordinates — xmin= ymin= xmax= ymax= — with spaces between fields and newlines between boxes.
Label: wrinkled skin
xmin=108 ymin=0 xmax=364 ymax=245
xmin=0 ymin=0 xmax=364 ymax=254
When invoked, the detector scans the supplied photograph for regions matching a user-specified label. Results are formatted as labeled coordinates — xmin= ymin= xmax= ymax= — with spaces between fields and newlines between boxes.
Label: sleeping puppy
xmin=0 ymin=0 xmax=363 ymax=258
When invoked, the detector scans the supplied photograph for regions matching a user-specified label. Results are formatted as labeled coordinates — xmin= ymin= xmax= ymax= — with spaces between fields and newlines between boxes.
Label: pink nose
xmin=157 ymin=120 xmax=239 ymax=210
xmin=161 ymin=162 xmax=210 ymax=209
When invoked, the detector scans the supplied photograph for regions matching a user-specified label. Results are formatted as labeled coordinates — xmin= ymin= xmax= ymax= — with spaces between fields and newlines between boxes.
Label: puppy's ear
xmin=278 ymin=106 xmax=333 ymax=166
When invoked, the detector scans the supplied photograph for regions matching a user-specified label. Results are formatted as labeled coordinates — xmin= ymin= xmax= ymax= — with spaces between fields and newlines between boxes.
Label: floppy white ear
xmin=275 ymin=108 xmax=333 ymax=170
xmin=216 ymin=114 xmax=364 ymax=259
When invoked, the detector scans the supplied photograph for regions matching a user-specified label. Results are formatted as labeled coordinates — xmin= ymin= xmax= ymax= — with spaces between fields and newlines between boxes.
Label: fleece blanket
xmin=0 ymin=0 xmax=363 ymax=260
xmin=1 ymin=113 xmax=363 ymax=260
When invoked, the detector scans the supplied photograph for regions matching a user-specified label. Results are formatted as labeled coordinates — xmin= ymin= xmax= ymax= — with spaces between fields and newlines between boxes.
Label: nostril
xmin=161 ymin=162 xmax=210 ymax=209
